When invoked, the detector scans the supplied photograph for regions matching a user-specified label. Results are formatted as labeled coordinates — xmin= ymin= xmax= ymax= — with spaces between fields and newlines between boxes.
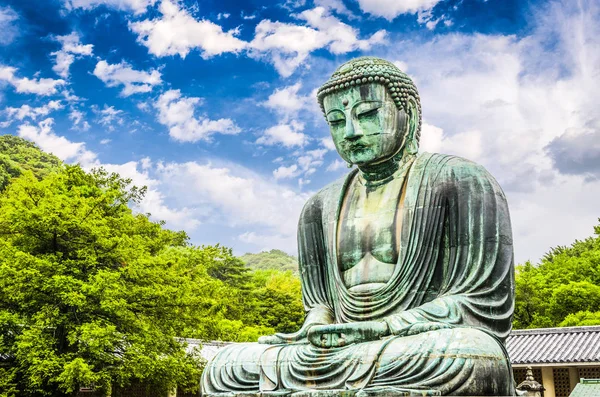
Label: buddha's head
xmin=317 ymin=57 xmax=421 ymax=167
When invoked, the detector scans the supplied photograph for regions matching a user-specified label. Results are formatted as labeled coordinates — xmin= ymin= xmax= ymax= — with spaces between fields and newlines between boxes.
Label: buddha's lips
xmin=344 ymin=143 xmax=368 ymax=152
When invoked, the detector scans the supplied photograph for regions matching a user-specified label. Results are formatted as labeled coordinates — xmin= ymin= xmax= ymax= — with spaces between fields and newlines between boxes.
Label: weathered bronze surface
xmin=202 ymin=57 xmax=516 ymax=396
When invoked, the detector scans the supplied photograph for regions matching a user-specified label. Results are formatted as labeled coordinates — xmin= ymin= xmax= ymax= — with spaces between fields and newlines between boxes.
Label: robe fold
xmin=202 ymin=153 xmax=516 ymax=396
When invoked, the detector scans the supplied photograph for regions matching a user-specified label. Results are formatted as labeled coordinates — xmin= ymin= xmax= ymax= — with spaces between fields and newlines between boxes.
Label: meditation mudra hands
xmin=307 ymin=321 xmax=390 ymax=348
xmin=258 ymin=320 xmax=390 ymax=348
xmin=258 ymin=320 xmax=454 ymax=348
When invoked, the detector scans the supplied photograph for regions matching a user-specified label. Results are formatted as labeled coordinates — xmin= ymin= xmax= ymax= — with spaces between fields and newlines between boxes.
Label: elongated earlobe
xmin=405 ymin=98 xmax=419 ymax=155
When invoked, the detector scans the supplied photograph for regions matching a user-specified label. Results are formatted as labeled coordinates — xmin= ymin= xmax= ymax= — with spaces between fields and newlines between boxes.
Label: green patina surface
xmin=201 ymin=57 xmax=516 ymax=397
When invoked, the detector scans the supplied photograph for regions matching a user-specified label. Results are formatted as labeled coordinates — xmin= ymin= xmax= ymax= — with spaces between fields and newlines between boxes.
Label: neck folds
xmin=357 ymin=155 xmax=402 ymax=187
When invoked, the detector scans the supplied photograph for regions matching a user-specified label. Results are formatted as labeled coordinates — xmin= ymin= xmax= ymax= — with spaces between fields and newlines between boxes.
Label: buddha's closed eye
xmin=357 ymin=107 xmax=380 ymax=118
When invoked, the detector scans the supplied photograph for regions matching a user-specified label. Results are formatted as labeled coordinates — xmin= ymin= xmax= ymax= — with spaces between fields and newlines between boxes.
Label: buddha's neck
xmin=357 ymin=155 xmax=402 ymax=186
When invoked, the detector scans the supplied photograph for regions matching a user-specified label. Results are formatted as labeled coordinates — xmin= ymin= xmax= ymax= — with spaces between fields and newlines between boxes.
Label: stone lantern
xmin=516 ymin=366 xmax=545 ymax=397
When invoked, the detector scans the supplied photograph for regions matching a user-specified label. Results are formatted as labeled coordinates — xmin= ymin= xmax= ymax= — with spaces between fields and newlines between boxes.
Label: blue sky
xmin=0 ymin=0 xmax=599 ymax=264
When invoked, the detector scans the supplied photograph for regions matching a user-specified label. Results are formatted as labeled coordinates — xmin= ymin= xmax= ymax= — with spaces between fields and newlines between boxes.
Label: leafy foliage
xmin=0 ymin=137 xmax=306 ymax=396
xmin=247 ymin=270 xmax=304 ymax=333
xmin=513 ymin=221 xmax=600 ymax=329
xmin=240 ymin=249 xmax=299 ymax=274
xmin=0 ymin=167 xmax=207 ymax=396
xmin=0 ymin=135 xmax=62 ymax=192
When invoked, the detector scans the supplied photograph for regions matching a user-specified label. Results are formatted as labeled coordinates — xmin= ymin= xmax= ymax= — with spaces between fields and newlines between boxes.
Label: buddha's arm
xmin=260 ymin=195 xmax=336 ymax=345
xmin=384 ymin=158 xmax=514 ymax=341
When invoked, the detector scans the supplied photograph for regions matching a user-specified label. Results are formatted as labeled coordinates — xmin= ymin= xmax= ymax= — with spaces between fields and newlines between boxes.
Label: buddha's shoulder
xmin=414 ymin=152 xmax=495 ymax=181
xmin=301 ymin=171 xmax=354 ymax=214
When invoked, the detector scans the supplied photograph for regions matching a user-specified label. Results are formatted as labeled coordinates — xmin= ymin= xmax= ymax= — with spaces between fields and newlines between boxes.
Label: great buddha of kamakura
xmin=202 ymin=57 xmax=515 ymax=396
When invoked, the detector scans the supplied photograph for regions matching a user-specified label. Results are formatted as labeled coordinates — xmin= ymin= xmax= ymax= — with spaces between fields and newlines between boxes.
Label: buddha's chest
xmin=337 ymin=176 xmax=405 ymax=289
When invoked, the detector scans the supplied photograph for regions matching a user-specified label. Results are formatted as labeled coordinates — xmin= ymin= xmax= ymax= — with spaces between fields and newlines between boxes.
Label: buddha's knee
xmin=444 ymin=328 xmax=508 ymax=360
xmin=375 ymin=328 xmax=512 ymax=395
xmin=202 ymin=343 xmax=268 ymax=394
xmin=380 ymin=327 xmax=509 ymax=370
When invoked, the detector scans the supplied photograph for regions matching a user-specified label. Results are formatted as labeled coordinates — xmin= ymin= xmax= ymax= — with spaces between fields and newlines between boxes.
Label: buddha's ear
xmin=404 ymin=97 xmax=419 ymax=155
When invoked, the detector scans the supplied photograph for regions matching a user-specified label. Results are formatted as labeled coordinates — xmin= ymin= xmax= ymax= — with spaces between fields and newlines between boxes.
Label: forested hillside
xmin=240 ymin=249 xmax=299 ymax=273
xmin=0 ymin=136 xmax=304 ymax=397
xmin=0 ymin=135 xmax=62 ymax=191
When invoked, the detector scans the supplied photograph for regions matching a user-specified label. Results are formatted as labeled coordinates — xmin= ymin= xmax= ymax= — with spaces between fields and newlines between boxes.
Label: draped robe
xmin=202 ymin=153 xmax=516 ymax=396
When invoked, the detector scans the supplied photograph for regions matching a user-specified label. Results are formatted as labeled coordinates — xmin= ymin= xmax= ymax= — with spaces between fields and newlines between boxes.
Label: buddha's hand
xmin=307 ymin=321 xmax=389 ymax=348
xmin=258 ymin=321 xmax=316 ymax=345
xmin=400 ymin=321 xmax=452 ymax=337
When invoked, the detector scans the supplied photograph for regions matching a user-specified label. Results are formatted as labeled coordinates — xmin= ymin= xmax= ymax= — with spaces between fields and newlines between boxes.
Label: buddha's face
xmin=323 ymin=83 xmax=408 ymax=166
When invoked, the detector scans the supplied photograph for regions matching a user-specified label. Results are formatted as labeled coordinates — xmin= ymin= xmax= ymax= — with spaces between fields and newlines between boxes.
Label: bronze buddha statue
xmin=201 ymin=57 xmax=515 ymax=396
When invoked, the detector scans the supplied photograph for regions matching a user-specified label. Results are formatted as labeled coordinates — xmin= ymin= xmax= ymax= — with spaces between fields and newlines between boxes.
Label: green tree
xmin=246 ymin=270 xmax=305 ymax=334
xmin=0 ymin=166 xmax=220 ymax=396
xmin=560 ymin=310 xmax=600 ymax=327
xmin=513 ymin=219 xmax=600 ymax=329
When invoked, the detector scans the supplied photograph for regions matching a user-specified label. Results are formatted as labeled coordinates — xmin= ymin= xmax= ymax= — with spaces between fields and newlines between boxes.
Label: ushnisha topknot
xmin=317 ymin=57 xmax=422 ymax=143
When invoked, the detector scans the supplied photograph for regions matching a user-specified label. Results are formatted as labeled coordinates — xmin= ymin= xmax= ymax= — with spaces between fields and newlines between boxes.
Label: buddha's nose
xmin=344 ymin=118 xmax=363 ymax=140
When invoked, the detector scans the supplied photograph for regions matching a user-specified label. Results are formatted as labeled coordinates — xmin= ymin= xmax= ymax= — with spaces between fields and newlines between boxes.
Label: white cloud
xmin=392 ymin=60 xmax=409 ymax=72
xmin=128 ymin=3 xmax=381 ymax=77
xmin=69 ymin=108 xmax=90 ymax=131
xmin=262 ymin=82 xmax=310 ymax=118
xmin=272 ymin=148 xmax=328 ymax=187
xmin=0 ymin=6 xmax=19 ymax=45
xmin=257 ymin=121 xmax=307 ymax=148
xmin=250 ymin=7 xmax=386 ymax=76
xmin=2 ymin=101 xmax=63 ymax=126
xmin=93 ymin=105 xmax=124 ymax=131
xmin=102 ymin=160 xmax=201 ymax=231
xmin=129 ymin=0 xmax=246 ymax=58
xmin=357 ymin=0 xmax=443 ymax=20
xmin=326 ymin=159 xmax=346 ymax=172
xmin=320 ymin=137 xmax=336 ymax=151
xmin=100 ymin=138 xmax=111 ymax=144
xmin=156 ymin=160 xmax=310 ymax=250
xmin=62 ymin=89 xmax=82 ymax=103
xmin=296 ymin=148 xmax=327 ymax=180
xmin=0 ymin=66 xmax=66 ymax=96
xmin=154 ymin=89 xmax=240 ymax=142
xmin=51 ymin=32 xmax=94 ymax=78
xmin=419 ymin=122 xmax=483 ymax=163
xmin=64 ymin=0 xmax=156 ymax=14
xmin=314 ymin=0 xmax=356 ymax=19
xmin=17 ymin=118 xmax=97 ymax=165
xmin=273 ymin=164 xmax=300 ymax=180
xmin=140 ymin=157 xmax=151 ymax=169
xmin=299 ymin=7 xmax=386 ymax=53
xmin=93 ymin=60 xmax=161 ymax=96
xmin=137 ymin=101 xmax=150 ymax=112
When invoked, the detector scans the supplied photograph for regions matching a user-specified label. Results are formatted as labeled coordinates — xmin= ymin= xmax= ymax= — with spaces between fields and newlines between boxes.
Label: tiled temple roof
xmin=506 ymin=325 xmax=600 ymax=365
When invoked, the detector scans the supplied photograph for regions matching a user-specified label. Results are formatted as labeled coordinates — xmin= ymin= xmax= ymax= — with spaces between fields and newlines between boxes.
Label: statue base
xmin=221 ymin=386 xmax=441 ymax=397
xmin=294 ymin=387 xmax=441 ymax=397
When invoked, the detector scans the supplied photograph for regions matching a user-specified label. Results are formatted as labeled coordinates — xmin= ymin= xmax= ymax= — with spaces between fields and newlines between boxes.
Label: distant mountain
xmin=239 ymin=249 xmax=299 ymax=274
xmin=0 ymin=135 xmax=62 ymax=191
